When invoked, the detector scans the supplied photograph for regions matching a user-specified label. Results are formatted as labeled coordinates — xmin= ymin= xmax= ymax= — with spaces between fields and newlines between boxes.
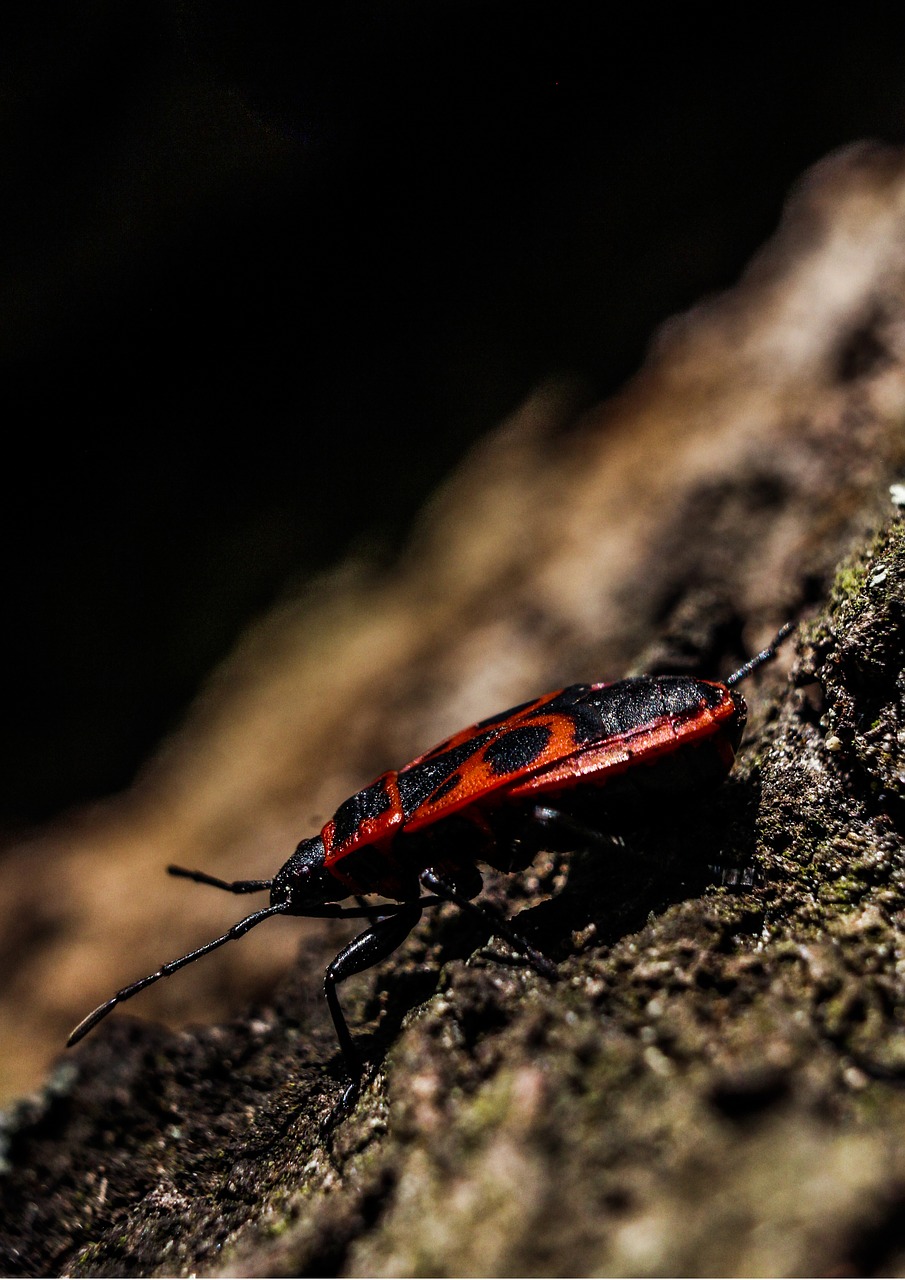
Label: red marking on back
xmin=318 ymin=680 xmax=740 ymax=867
xmin=504 ymin=691 xmax=737 ymax=798
xmin=402 ymin=683 xmax=738 ymax=830
xmin=322 ymin=771 xmax=403 ymax=868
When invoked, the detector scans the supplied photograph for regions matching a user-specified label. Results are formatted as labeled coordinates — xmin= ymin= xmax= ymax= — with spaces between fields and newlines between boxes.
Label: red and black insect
xmin=68 ymin=622 xmax=794 ymax=1098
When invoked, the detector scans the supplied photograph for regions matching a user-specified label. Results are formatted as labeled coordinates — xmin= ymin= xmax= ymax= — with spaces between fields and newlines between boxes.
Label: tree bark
xmin=2 ymin=141 xmax=905 ymax=1277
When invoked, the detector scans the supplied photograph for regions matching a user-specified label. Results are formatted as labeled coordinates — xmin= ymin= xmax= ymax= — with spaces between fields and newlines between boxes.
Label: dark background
xmin=3 ymin=2 xmax=905 ymax=830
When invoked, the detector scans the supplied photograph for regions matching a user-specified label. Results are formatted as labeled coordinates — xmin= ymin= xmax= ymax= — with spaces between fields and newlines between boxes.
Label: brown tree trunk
xmin=2 ymin=141 xmax=905 ymax=1277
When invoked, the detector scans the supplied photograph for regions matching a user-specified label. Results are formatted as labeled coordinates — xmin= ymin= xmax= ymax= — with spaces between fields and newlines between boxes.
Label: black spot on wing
xmin=425 ymin=772 xmax=462 ymax=805
xmin=527 ymin=683 xmax=604 ymax=745
xmin=331 ymin=778 xmax=393 ymax=848
xmin=483 ymin=724 xmax=552 ymax=776
xmin=397 ymin=733 xmax=495 ymax=817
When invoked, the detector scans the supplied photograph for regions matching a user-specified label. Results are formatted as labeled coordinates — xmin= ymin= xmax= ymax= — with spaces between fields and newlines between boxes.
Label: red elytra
xmin=68 ymin=622 xmax=794 ymax=1105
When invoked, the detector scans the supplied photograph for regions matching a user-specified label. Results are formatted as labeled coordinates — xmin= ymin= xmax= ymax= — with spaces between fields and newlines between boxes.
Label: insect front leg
xmin=324 ymin=901 xmax=424 ymax=1084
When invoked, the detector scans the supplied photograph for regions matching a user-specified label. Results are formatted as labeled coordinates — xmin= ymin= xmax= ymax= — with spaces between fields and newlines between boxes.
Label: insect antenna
xmin=66 ymin=902 xmax=286 ymax=1047
xmin=168 ymin=864 xmax=273 ymax=894
xmin=725 ymin=621 xmax=796 ymax=687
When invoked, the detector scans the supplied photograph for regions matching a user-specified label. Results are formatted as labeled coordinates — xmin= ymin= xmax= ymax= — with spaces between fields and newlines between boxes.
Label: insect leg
xmin=420 ymin=869 xmax=557 ymax=980
xmin=529 ymin=804 xmax=612 ymax=847
xmin=323 ymin=902 xmax=424 ymax=1080
xmin=168 ymin=865 xmax=273 ymax=893
xmin=351 ymin=893 xmax=392 ymax=923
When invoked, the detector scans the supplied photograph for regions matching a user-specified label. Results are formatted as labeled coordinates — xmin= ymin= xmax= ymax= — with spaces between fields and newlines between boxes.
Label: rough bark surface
xmin=2 ymin=142 xmax=905 ymax=1276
